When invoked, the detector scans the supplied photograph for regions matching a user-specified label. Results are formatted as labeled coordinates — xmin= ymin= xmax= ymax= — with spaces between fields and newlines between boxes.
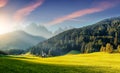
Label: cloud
xmin=45 ymin=0 xmax=120 ymax=26
xmin=0 ymin=0 xmax=8 ymax=8
xmin=13 ymin=0 xmax=44 ymax=22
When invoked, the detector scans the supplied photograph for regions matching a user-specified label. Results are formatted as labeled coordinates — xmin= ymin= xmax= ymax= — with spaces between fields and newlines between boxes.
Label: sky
xmin=0 ymin=0 xmax=120 ymax=34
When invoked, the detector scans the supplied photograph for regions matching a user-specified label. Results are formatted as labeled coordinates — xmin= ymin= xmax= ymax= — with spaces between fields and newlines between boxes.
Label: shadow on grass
xmin=0 ymin=56 xmax=119 ymax=73
xmin=0 ymin=55 xmax=36 ymax=60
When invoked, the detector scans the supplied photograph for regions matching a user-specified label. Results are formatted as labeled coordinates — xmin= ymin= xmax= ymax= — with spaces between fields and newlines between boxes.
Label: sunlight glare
xmin=0 ymin=14 xmax=13 ymax=34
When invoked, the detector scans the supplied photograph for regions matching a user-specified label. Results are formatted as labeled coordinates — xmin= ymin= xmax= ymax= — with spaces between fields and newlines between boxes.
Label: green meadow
xmin=1 ymin=52 xmax=120 ymax=73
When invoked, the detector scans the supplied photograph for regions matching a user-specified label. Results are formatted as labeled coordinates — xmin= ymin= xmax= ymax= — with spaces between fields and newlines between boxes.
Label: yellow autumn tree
xmin=117 ymin=45 xmax=120 ymax=53
xmin=106 ymin=43 xmax=113 ymax=53
xmin=100 ymin=45 xmax=106 ymax=52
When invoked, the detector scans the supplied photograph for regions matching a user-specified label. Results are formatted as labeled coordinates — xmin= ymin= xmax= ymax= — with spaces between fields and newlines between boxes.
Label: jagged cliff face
xmin=30 ymin=17 xmax=120 ymax=56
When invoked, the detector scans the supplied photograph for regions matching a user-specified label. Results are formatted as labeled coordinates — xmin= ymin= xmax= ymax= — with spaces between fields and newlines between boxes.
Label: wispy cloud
xmin=45 ymin=0 xmax=120 ymax=26
xmin=13 ymin=0 xmax=44 ymax=22
xmin=0 ymin=0 xmax=8 ymax=8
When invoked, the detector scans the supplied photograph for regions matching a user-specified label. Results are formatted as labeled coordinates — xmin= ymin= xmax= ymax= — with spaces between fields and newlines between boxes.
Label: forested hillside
xmin=30 ymin=17 xmax=120 ymax=57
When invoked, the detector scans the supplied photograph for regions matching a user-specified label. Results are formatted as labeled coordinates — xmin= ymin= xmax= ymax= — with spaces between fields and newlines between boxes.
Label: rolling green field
xmin=1 ymin=52 xmax=120 ymax=73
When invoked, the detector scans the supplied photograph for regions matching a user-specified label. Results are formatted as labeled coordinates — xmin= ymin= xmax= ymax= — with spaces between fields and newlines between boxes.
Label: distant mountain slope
xmin=0 ymin=31 xmax=46 ymax=51
xmin=23 ymin=23 xmax=53 ymax=38
xmin=53 ymin=26 xmax=74 ymax=35
xmin=30 ymin=16 xmax=120 ymax=56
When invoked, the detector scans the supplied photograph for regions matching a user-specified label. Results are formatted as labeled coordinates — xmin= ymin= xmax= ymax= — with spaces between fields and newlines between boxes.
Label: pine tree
xmin=114 ymin=32 xmax=118 ymax=47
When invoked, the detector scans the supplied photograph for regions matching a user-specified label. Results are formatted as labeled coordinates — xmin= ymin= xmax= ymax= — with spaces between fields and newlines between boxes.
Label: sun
xmin=0 ymin=27 xmax=9 ymax=34
xmin=0 ymin=14 xmax=13 ymax=34
xmin=0 ymin=24 xmax=9 ymax=35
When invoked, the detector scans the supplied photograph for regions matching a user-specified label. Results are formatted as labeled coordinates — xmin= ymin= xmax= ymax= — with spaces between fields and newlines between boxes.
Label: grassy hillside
xmin=1 ymin=52 xmax=120 ymax=73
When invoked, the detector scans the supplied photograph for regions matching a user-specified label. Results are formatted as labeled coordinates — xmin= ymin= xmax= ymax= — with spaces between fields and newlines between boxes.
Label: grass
xmin=67 ymin=50 xmax=80 ymax=54
xmin=1 ymin=52 xmax=120 ymax=73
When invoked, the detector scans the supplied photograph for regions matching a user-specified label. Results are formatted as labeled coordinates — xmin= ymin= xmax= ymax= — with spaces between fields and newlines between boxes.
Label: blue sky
xmin=0 ymin=0 xmax=120 ymax=32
